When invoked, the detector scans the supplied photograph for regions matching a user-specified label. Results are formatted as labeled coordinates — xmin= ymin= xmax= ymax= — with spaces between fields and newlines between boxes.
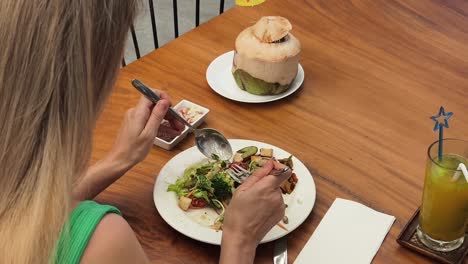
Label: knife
xmin=273 ymin=237 xmax=288 ymax=264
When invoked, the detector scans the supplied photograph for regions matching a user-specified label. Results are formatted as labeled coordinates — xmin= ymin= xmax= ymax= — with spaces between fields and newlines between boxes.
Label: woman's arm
xmin=220 ymin=230 xmax=257 ymax=264
xmin=80 ymin=214 xmax=149 ymax=264
xmin=73 ymin=154 xmax=132 ymax=201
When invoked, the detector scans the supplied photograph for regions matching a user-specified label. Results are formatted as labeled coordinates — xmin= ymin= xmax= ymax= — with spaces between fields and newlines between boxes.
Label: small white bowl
xmin=153 ymin=125 xmax=189 ymax=150
xmin=153 ymin=100 xmax=209 ymax=150
xmin=173 ymin=99 xmax=210 ymax=128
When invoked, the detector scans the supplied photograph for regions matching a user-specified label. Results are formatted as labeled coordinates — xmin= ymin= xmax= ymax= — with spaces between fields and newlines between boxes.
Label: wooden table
xmin=92 ymin=0 xmax=468 ymax=263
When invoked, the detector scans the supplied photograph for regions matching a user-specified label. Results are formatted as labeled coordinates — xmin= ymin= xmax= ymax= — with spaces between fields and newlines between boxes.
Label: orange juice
xmin=419 ymin=154 xmax=468 ymax=241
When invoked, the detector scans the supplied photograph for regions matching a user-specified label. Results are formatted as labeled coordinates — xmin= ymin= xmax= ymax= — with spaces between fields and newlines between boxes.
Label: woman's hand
xmin=108 ymin=92 xmax=184 ymax=170
xmin=73 ymin=91 xmax=184 ymax=201
xmin=220 ymin=160 xmax=291 ymax=264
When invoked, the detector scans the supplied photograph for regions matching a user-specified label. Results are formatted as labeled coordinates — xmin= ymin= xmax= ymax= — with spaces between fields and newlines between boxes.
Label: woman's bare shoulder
xmin=79 ymin=213 xmax=148 ymax=264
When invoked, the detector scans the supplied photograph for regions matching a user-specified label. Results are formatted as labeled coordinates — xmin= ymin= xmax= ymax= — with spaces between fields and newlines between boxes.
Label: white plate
xmin=206 ymin=51 xmax=305 ymax=103
xmin=154 ymin=139 xmax=316 ymax=245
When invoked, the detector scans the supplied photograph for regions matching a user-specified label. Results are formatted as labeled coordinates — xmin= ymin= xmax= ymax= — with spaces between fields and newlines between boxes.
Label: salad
xmin=167 ymin=146 xmax=299 ymax=230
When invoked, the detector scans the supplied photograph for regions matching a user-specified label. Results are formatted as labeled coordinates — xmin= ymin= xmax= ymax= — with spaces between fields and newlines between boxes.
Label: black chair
xmin=122 ymin=0 xmax=226 ymax=66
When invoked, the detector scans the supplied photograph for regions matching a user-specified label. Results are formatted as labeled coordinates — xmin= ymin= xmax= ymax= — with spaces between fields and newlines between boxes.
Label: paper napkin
xmin=294 ymin=198 xmax=395 ymax=264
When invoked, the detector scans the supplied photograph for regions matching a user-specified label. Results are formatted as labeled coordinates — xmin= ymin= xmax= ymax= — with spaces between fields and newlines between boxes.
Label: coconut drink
xmin=232 ymin=16 xmax=301 ymax=95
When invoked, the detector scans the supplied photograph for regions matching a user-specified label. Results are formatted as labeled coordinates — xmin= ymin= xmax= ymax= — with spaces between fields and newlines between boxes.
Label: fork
xmin=226 ymin=164 xmax=290 ymax=184
xmin=226 ymin=164 xmax=250 ymax=183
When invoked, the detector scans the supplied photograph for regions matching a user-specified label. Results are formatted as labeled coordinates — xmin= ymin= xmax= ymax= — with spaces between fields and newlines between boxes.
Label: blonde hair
xmin=0 ymin=1 xmax=138 ymax=263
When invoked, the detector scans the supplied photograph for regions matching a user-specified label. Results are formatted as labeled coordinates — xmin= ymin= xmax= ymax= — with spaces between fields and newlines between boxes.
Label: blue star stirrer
xmin=430 ymin=106 xmax=453 ymax=161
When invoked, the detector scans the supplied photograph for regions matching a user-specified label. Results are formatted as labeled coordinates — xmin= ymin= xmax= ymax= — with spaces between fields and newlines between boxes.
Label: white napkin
xmin=294 ymin=198 xmax=395 ymax=264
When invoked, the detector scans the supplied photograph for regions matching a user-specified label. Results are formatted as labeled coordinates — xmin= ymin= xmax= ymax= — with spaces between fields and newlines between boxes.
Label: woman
xmin=0 ymin=1 xmax=289 ymax=264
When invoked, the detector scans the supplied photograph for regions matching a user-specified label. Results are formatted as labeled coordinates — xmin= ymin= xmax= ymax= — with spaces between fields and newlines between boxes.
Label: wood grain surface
xmin=92 ymin=0 xmax=468 ymax=263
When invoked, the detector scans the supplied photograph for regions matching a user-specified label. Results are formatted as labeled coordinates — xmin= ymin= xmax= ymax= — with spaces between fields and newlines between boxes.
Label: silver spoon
xmin=131 ymin=79 xmax=233 ymax=160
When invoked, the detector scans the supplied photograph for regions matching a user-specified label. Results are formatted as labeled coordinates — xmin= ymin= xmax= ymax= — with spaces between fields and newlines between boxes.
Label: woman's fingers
xmin=143 ymin=99 xmax=170 ymax=138
xmin=144 ymin=90 xmax=184 ymax=132
xmin=133 ymin=88 xmax=178 ymax=138
xmin=240 ymin=160 xmax=274 ymax=189
xmin=159 ymin=90 xmax=171 ymax=101
xmin=260 ymin=162 xmax=292 ymax=189
xmin=137 ymin=88 xmax=171 ymax=110
xmin=137 ymin=93 xmax=156 ymax=110
xmin=273 ymin=160 xmax=289 ymax=170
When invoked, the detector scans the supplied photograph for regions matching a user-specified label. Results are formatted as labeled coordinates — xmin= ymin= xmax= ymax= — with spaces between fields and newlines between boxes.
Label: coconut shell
xmin=233 ymin=69 xmax=290 ymax=95
xmin=252 ymin=16 xmax=292 ymax=43
xmin=233 ymin=16 xmax=301 ymax=92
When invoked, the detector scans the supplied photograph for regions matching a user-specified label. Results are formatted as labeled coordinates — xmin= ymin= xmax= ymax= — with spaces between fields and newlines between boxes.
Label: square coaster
xmin=397 ymin=208 xmax=468 ymax=264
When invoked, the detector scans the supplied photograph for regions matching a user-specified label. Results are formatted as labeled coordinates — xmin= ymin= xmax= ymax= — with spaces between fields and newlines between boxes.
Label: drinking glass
xmin=417 ymin=139 xmax=468 ymax=252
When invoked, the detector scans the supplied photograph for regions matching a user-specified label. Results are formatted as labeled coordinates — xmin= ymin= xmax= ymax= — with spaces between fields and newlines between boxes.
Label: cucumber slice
xmin=236 ymin=146 xmax=258 ymax=159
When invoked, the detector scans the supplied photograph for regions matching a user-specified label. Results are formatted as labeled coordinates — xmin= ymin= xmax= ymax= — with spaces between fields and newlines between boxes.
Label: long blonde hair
xmin=0 ymin=1 xmax=138 ymax=263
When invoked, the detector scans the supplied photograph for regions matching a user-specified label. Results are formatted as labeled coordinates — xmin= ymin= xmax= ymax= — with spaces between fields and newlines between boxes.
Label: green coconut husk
xmin=233 ymin=69 xmax=290 ymax=95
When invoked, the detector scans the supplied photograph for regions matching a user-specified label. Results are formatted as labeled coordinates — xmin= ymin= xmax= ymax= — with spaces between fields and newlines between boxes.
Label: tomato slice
xmin=190 ymin=197 xmax=208 ymax=208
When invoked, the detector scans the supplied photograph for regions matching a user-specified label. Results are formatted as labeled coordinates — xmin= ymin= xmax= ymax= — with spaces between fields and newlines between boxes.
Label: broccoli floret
xmin=211 ymin=172 xmax=234 ymax=200
xmin=195 ymin=175 xmax=214 ymax=193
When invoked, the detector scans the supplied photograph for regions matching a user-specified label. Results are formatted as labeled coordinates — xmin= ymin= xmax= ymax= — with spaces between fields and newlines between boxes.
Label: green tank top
xmin=55 ymin=201 xmax=121 ymax=264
